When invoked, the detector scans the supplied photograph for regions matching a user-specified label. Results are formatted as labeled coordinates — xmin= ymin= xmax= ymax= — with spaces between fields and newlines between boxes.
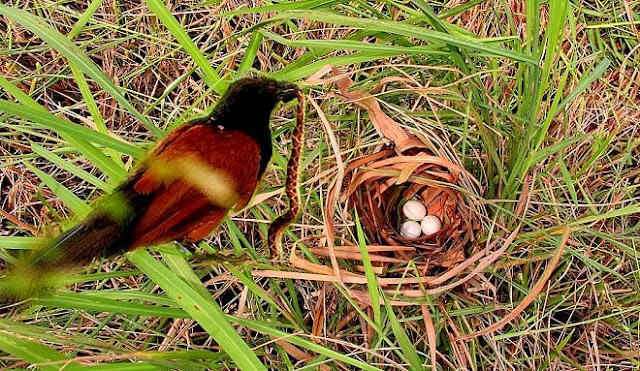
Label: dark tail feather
xmin=32 ymin=211 xmax=132 ymax=269
xmin=0 ymin=181 xmax=150 ymax=301
xmin=32 ymin=178 xmax=151 ymax=268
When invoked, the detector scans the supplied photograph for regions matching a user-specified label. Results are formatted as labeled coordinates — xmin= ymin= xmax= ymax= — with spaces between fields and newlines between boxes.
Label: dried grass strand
xmin=458 ymin=227 xmax=571 ymax=341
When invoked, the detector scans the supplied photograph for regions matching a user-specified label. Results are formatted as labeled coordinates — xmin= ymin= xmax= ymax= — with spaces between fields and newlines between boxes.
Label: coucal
xmin=1 ymin=77 xmax=300 ymax=300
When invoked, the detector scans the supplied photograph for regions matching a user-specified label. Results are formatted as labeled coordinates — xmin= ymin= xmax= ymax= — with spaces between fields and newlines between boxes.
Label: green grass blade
xmin=262 ymin=29 xmax=448 ymax=56
xmin=237 ymin=31 xmax=264 ymax=77
xmin=68 ymin=0 xmax=104 ymax=39
xmin=224 ymin=219 xmax=245 ymax=256
xmin=63 ymin=364 xmax=165 ymax=371
xmin=128 ymin=249 xmax=267 ymax=371
xmin=382 ymin=297 xmax=423 ymax=370
xmin=0 ymin=99 xmax=145 ymax=159
xmin=68 ymin=62 xmax=125 ymax=169
xmin=271 ymin=10 xmax=538 ymax=64
xmin=570 ymin=203 xmax=640 ymax=227
xmin=0 ymin=317 xmax=116 ymax=351
xmin=161 ymin=245 xmax=213 ymax=299
xmin=0 ymin=237 xmax=48 ymax=250
xmin=355 ymin=212 xmax=381 ymax=324
xmin=23 ymin=162 xmax=91 ymax=217
xmin=552 ymin=58 xmax=611 ymax=116
xmin=90 ymin=290 xmax=183 ymax=307
xmin=143 ymin=0 xmax=226 ymax=94
xmin=534 ymin=58 xmax=572 ymax=152
xmin=521 ymin=0 xmax=541 ymax=126
xmin=577 ymin=132 xmax=617 ymax=177
xmin=221 ymin=0 xmax=342 ymax=16
xmin=535 ymin=0 xmax=568 ymax=111
xmin=232 ymin=316 xmax=384 ymax=371
xmin=224 ymin=263 xmax=301 ymax=327
xmin=558 ymin=160 xmax=579 ymax=204
xmin=0 ymin=332 xmax=69 ymax=370
xmin=273 ymin=51 xmax=403 ymax=81
xmin=531 ymin=135 xmax=588 ymax=164
xmin=0 ymin=4 xmax=160 ymax=136
xmin=438 ymin=0 xmax=486 ymax=18
xmin=514 ymin=58 xmax=610 ymax=192
xmin=31 ymin=143 xmax=113 ymax=192
xmin=525 ymin=0 xmax=540 ymax=58
xmin=33 ymin=291 xmax=189 ymax=318
xmin=0 ymin=76 xmax=131 ymax=180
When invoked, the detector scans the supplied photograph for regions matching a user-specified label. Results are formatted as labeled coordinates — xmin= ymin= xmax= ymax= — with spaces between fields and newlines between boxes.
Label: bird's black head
xmin=210 ymin=77 xmax=300 ymax=175
xmin=212 ymin=77 xmax=299 ymax=132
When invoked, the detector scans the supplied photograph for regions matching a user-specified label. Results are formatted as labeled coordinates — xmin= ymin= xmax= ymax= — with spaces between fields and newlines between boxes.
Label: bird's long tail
xmin=0 ymin=180 xmax=149 ymax=301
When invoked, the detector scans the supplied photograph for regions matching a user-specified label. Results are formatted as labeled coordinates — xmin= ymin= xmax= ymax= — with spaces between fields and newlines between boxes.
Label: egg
xmin=421 ymin=215 xmax=442 ymax=236
xmin=400 ymin=220 xmax=422 ymax=239
xmin=402 ymin=200 xmax=427 ymax=220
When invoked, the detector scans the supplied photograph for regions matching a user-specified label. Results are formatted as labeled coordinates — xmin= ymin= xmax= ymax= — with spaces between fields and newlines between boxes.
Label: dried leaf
xmin=331 ymin=67 xmax=411 ymax=147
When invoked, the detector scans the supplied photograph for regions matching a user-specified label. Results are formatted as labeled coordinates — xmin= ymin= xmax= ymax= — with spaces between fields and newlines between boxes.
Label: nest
xmin=262 ymin=69 xmax=487 ymax=306
xmin=341 ymin=139 xmax=481 ymax=270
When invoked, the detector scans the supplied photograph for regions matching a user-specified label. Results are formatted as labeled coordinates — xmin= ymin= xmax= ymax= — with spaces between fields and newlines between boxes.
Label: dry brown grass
xmin=1 ymin=0 xmax=639 ymax=369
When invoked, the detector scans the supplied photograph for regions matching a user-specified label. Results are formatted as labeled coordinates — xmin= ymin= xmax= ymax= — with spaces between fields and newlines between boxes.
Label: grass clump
xmin=0 ymin=0 xmax=638 ymax=369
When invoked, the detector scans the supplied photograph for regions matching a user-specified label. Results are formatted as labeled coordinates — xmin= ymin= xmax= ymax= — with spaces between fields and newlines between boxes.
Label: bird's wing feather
xmin=127 ymin=123 xmax=262 ymax=249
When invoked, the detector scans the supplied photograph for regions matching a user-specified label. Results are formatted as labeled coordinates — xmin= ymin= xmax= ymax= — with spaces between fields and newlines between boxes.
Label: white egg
xmin=400 ymin=220 xmax=422 ymax=239
xmin=402 ymin=200 xmax=427 ymax=220
xmin=421 ymin=215 xmax=442 ymax=236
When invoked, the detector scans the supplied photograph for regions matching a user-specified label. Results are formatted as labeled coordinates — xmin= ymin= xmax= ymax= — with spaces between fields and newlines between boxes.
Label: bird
xmin=1 ymin=77 xmax=300 ymax=300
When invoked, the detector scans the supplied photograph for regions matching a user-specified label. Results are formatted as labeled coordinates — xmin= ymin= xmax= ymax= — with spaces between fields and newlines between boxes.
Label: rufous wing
xmin=126 ymin=123 xmax=262 ymax=249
